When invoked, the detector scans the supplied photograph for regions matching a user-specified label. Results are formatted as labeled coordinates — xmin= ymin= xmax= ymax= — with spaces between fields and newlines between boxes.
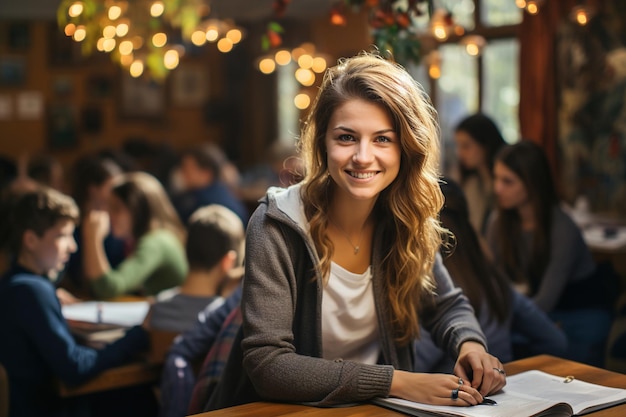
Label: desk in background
xmin=57 ymin=294 xmax=178 ymax=398
xmin=56 ymin=361 xmax=162 ymax=398
xmin=190 ymin=355 xmax=626 ymax=417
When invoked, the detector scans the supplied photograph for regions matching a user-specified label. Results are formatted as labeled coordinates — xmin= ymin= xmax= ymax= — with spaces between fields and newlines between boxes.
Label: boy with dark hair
xmin=149 ymin=204 xmax=245 ymax=333
xmin=0 ymin=186 xmax=153 ymax=417
xmin=172 ymin=145 xmax=249 ymax=226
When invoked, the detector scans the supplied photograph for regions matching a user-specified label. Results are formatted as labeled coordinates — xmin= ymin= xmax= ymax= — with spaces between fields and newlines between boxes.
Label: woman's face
xmin=493 ymin=161 xmax=529 ymax=210
xmin=108 ymin=194 xmax=133 ymax=239
xmin=455 ymin=130 xmax=486 ymax=170
xmin=325 ymin=99 xmax=401 ymax=204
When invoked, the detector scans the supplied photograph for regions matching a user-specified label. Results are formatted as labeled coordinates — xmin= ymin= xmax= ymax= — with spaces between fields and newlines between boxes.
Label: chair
xmin=0 ymin=362 xmax=9 ymax=417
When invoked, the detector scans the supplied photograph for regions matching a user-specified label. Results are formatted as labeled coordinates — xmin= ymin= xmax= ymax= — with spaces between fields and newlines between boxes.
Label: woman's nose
xmin=353 ymin=141 xmax=374 ymax=164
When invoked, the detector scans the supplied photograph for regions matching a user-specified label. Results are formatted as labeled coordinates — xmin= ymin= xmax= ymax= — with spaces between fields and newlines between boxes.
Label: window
xmin=429 ymin=0 xmax=521 ymax=172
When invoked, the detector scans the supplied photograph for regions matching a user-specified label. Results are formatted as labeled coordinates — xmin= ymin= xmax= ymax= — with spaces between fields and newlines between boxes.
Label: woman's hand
xmin=454 ymin=341 xmax=507 ymax=396
xmin=390 ymin=370 xmax=483 ymax=406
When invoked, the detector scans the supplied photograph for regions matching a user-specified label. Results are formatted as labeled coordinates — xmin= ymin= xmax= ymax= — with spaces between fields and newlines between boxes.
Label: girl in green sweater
xmin=82 ymin=171 xmax=187 ymax=299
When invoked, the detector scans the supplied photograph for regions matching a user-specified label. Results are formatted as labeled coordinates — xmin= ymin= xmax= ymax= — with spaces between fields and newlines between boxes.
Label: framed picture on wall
xmin=8 ymin=22 xmax=31 ymax=50
xmin=47 ymin=102 xmax=78 ymax=149
xmin=119 ymin=73 xmax=166 ymax=120
xmin=0 ymin=57 xmax=27 ymax=86
xmin=171 ymin=64 xmax=209 ymax=107
xmin=48 ymin=23 xmax=85 ymax=66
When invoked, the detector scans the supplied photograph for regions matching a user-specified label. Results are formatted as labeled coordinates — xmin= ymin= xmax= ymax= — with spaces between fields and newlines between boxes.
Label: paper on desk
xmin=62 ymin=301 xmax=150 ymax=327
xmin=583 ymin=225 xmax=626 ymax=251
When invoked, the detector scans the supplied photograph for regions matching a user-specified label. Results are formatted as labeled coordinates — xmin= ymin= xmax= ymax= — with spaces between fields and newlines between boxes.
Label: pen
xmin=479 ymin=398 xmax=497 ymax=406
xmin=96 ymin=302 xmax=103 ymax=324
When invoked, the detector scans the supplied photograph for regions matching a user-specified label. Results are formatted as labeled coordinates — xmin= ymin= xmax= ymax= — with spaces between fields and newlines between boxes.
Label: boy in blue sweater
xmin=0 ymin=186 xmax=152 ymax=417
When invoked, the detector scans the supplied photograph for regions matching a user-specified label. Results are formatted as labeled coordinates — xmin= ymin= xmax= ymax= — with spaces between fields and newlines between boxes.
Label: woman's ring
xmin=451 ymin=388 xmax=459 ymax=400
xmin=458 ymin=377 xmax=463 ymax=385
xmin=493 ymin=367 xmax=506 ymax=375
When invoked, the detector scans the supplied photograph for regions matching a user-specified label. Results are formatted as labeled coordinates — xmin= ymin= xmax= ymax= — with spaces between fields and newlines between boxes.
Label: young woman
xmin=414 ymin=179 xmax=567 ymax=372
xmin=453 ymin=114 xmax=506 ymax=235
xmin=82 ymin=171 xmax=188 ymax=299
xmin=205 ymin=53 xmax=506 ymax=411
xmin=486 ymin=140 xmax=612 ymax=366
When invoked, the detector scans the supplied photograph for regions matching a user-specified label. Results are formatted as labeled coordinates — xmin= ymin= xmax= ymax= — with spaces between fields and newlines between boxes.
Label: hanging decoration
xmin=57 ymin=0 xmax=245 ymax=81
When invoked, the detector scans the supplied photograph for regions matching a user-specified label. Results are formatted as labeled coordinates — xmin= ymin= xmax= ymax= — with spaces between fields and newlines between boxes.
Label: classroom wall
xmin=0 ymin=10 xmax=370 ymax=171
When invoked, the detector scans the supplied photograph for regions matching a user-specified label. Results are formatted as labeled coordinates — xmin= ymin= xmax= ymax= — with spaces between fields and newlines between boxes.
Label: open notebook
xmin=62 ymin=301 xmax=150 ymax=346
xmin=373 ymin=370 xmax=626 ymax=417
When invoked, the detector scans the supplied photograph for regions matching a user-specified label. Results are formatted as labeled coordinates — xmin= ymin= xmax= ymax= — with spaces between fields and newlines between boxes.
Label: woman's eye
xmin=337 ymin=134 xmax=355 ymax=142
xmin=376 ymin=136 xmax=392 ymax=143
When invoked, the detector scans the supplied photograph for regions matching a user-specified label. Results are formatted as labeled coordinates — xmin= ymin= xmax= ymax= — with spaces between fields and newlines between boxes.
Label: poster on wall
xmin=17 ymin=91 xmax=43 ymax=120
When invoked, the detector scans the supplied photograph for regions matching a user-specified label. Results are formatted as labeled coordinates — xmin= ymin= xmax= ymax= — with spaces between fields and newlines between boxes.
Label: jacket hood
xmin=266 ymin=183 xmax=310 ymax=236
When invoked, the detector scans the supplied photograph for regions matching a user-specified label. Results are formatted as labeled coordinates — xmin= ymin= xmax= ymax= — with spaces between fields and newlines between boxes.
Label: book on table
xmin=62 ymin=301 xmax=150 ymax=347
xmin=373 ymin=370 xmax=626 ymax=417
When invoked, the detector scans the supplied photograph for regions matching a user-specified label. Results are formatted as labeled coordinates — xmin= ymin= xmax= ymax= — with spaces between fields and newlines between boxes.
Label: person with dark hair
xmin=149 ymin=204 xmax=244 ymax=333
xmin=414 ymin=179 xmax=567 ymax=372
xmin=62 ymin=154 xmax=126 ymax=295
xmin=204 ymin=53 xmax=505 ymax=411
xmin=82 ymin=172 xmax=187 ymax=299
xmin=453 ymin=113 xmax=506 ymax=235
xmin=0 ymin=186 xmax=153 ymax=417
xmin=26 ymin=153 xmax=65 ymax=192
xmin=486 ymin=139 xmax=613 ymax=366
xmin=172 ymin=144 xmax=248 ymax=226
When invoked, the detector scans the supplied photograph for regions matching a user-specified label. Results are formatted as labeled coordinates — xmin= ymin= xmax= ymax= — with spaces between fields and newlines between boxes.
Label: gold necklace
xmin=329 ymin=218 xmax=363 ymax=255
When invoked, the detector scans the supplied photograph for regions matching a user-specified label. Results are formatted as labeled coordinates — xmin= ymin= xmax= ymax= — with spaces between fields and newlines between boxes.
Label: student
xmin=158 ymin=286 xmax=243 ymax=417
xmin=205 ymin=53 xmax=506 ymax=411
xmin=486 ymin=140 xmax=613 ymax=366
xmin=0 ymin=186 xmax=152 ymax=417
xmin=26 ymin=152 xmax=65 ymax=192
xmin=414 ymin=179 xmax=567 ymax=372
xmin=63 ymin=154 xmax=126 ymax=295
xmin=149 ymin=204 xmax=245 ymax=333
xmin=452 ymin=114 xmax=506 ymax=235
xmin=82 ymin=171 xmax=188 ymax=299
xmin=171 ymin=144 xmax=249 ymax=226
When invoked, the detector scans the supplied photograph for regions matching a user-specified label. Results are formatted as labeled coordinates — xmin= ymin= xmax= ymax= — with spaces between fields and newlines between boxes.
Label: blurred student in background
xmin=62 ymin=154 xmax=127 ymax=296
xmin=26 ymin=153 xmax=66 ymax=193
xmin=414 ymin=179 xmax=567 ymax=372
xmin=486 ymin=140 xmax=614 ymax=366
xmin=452 ymin=114 xmax=506 ymax=235
xmin=171 ymin=145 xmax=249 ymax=226
xmin=149 ymin=204 xmax=244 ymax=334
xmin=0 ymin=186 xmax=155 ymax=417
xmin=82 ymin=171 xmax=187 ymax=299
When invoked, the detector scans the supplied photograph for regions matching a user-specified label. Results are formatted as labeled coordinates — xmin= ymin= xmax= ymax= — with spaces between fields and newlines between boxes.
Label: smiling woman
xmin=202 ymin=52 xmax=506 ymax=412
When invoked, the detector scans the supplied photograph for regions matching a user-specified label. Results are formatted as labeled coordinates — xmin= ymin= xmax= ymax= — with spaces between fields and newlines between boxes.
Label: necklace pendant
xmin=354 ymin=246 xmax=359 ymax=255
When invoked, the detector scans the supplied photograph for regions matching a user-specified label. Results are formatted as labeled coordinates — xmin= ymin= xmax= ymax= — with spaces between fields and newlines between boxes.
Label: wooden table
xmin=56 ymin=361 xmax=162 ymax=397
xmin=56 ymin=329 xmax=179 ymax=397
xmin=190 ymin=354 xmax=626 ymax=416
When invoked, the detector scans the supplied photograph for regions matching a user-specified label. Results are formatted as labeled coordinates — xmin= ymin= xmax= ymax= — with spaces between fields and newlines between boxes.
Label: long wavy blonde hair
xmin=299 ymin=53 xmax=444 ymax=345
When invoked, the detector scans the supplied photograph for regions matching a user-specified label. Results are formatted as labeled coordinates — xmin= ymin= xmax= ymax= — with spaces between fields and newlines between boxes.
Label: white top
xmin=321 ymin=262 xmax=380 ymax=364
